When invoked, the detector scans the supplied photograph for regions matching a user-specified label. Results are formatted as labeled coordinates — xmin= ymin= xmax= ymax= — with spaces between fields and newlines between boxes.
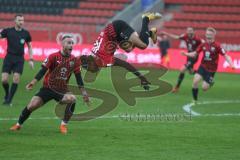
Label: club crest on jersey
xmin=193 ymin=40 xmax=196 ymax=44
xmin=69 ymin=61 xmax=75 ymax=68
xmin=203 ymin=46 xmax=206 ymax=50
xmin=211 ymin=47 xmax=215 ymax=52
xmin=20 ymin=38 xmax=25 ymax=44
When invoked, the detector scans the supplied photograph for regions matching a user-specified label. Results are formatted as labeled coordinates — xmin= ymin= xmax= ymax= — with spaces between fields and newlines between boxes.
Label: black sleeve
xmin=25 ymin=31 xmax=32 ymax=43
xmin=34 ymin=66 xmax=48 ymax=81
xmin=75 ymin=72 xmax=84 ymax=87
xmin=0 ymin=28 xmax=8 ymax=38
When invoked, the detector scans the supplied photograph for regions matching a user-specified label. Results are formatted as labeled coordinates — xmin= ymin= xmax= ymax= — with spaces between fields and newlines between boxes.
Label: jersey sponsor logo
xmin=59 ymin=67 xmax=68 ymax=80
xmin=69 ymin=61 xmax=75 ymax=68
xmin=204 ymin=51 xmax=212 ymax=61
xmin=92 ymin=37 xmax=103 ymax=54
xmin=211 ymin=47 xmax=216 ymax=52
xmin=20 ymin=38 xmax=25 ymax=44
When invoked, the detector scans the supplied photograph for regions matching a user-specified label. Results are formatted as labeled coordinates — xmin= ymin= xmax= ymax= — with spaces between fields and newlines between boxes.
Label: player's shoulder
xmin=198 ymin=41 xmax=206 ymax=47
xmin=194 ymin=35 xmax=202 ymax=41
xmin=70 ymin=54 xmax=81 ymax=63
xmin=48 ymin=51 xmax=61 ymax=58
xmin=22 ymin=28 xmax=30 ymax=34
xmin=213 ymin=41 xmax=221 ymax=46
xmin=1 ymin=27 xmax=14 ymax=32
xmin=211 ymin=41 xmax=222 ymax=49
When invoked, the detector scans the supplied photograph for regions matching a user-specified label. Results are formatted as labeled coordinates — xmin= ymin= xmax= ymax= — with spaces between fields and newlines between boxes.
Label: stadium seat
xmin=165 ymin=0 xmax=240 ymax=6
xmin=0 ymin=0 xmax=132 ymax=42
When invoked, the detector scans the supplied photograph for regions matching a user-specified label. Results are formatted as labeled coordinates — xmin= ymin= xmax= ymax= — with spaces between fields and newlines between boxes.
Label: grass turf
xmin=0 ymin=61 xmax=239 ymax=160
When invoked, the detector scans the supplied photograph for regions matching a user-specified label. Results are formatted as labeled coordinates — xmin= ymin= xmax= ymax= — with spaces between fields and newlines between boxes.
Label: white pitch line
xmin=182 ymin=100 xmax=240 ymax=116
xmin=182 ymin=103 xmax=201 ymax=116
xmin=1 ymin=100 xmax=240 ymax=121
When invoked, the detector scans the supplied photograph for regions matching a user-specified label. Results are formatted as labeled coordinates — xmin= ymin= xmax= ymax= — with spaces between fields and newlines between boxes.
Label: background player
xmin=81 ymin=12 xmax=162 ymax=90
xmin=181 ymin=27 xmax=235 ymax=103
xmin=157 ymin=34 xmax=171 ymax=67
xmin=0 ymin=14 xmax=34 ymax=105
xmin=10 ymin=35 xmax=89 ymax=134
xmin=162 ymin=27 xmax=203 ymax=93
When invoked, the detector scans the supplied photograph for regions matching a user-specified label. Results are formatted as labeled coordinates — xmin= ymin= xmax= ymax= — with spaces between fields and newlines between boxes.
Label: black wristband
xmin=35 ymin=66 xmax=48 ymax=81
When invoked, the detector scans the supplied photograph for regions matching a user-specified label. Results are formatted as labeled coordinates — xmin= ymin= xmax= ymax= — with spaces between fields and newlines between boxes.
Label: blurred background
xmin=0 ymin=0 xmax=239 ymax=72
xmin=0 ymin=0 xmax=239 ymax=50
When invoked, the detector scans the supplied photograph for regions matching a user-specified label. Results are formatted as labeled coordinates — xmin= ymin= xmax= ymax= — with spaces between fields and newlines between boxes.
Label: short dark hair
xmin=15 ymin=14 xmax=24 ymax=19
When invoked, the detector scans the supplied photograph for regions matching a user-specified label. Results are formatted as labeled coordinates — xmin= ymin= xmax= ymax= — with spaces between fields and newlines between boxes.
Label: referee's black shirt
xmin=0 ymin=27 xmax=32 ymax=57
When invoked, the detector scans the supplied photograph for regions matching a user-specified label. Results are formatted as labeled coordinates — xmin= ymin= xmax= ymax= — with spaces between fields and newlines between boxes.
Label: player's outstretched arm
xmin=27 ymin=42 xmax=34 ymax=69
xmin=161 ymin=31 xmax=180 ymax=40
xmin=181 ymin=51 xmax=197 ymax=58
xmin=26 ymin=66 xmax=48 ymax=90
xmin=114 ymin=57 xmax=151 ymax=90
xmin=224 ymin=54 xmax=235 ymax=69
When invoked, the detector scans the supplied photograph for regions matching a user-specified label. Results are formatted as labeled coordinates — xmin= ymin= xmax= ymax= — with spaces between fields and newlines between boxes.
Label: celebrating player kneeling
xmin=10 ymin=35 xmax=89 ymax=134
xmin=181 ymin=27 xmax=235 ymax=104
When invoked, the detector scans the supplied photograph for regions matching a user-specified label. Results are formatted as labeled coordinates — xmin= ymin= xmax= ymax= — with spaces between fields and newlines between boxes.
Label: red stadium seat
xmin=165 ymin=0 xmax=240 ymax=6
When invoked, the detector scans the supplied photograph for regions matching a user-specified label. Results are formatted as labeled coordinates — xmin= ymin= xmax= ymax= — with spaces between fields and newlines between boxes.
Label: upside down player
xmin=162 ymin=27 xmax=203 ymax=93
xmin=80 ymin=12 xmax=162 ymax=90
xmin=181 ymin=27 xmax=235 ymax=104
xmin=10 ymin=35 xmax=89 ymax=134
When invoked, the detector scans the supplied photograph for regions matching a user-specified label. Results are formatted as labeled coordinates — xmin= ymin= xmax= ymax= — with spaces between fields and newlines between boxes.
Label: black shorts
xmin=35 ymin=87 xmax=64 ymax=104
xmin=112 ymin=20 xmax=135 ymax=42
xmin=184 ymin=57 xmax=198 ymax=71
xmin=2 ymin=54 xmax=25 ymax=74
xmin=197 ymin=66 xmax=215 ymax=85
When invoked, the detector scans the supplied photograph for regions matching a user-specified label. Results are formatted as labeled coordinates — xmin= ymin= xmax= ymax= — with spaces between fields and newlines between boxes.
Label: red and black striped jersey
xmin=42 ymin=51 xmax=81 ymax=93
xmin=196 ymin=41 xmax=226 ymax=72
xmin=179 ymin=34 xmax=202 ymax=52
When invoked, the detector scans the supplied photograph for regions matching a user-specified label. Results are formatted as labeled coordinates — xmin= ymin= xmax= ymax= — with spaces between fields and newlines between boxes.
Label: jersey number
xmin=92 ymin=37 xmax=103 ymax=54
xmin=188 ymin=44 xmax=193 ymax=52
xmin=204 ymin=51 xmax=212 ymax=61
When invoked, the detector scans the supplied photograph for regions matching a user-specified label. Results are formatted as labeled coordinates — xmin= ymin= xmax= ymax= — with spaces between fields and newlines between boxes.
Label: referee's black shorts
xmin=2 ymin=54 xmax=25 ymax=74
xmin=35 ymin=87 xmax=64 ymax=104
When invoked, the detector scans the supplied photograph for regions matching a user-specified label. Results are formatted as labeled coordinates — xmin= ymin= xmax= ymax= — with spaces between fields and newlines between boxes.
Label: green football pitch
xmin=0 ymin=60 xmax=239 ymax=160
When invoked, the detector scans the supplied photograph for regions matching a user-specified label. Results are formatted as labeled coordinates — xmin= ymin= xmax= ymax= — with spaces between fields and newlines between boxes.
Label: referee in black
xmin=0 ymin=14 xmax=34 ymax=105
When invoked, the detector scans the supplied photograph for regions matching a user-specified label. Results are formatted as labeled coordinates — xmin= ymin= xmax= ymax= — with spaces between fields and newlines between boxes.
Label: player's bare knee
xmin=202 ymin=86 xmax=209 ymax=92
xmin=192 ymin=80 xmax=199 ymax=88
xmin=62 ymin=94 xmax=75 ymax=103
xmin=27 ymin=97 xmax=43 ymax=111
xmin=27 ymin=102 xmax=38 ymax=111
xmin=1 ymin=75 xmax=8 ymax=83
xmin=2 ymin=78 xmax=8 ymax=84
xmin=68 ymin=95 xmax=76 ymax=103
xmin=13 ymin=76 xmax=20 ymax=84
xmin=71 ymin=95 xmax=76 ymax=103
